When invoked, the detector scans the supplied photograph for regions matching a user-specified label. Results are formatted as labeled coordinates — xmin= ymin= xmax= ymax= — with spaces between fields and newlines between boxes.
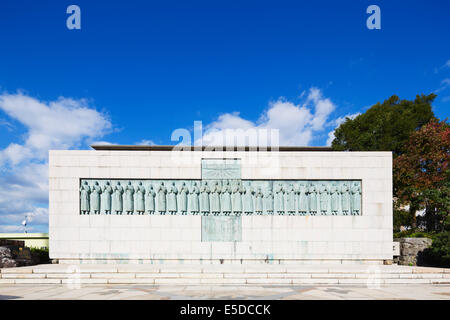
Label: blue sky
xmin=0 ymin=0 xmax=449 ymax=232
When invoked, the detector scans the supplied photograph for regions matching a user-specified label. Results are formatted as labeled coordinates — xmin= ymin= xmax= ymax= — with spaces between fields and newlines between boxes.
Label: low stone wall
xmin=394 ymin=238 xmax=432 ymax=266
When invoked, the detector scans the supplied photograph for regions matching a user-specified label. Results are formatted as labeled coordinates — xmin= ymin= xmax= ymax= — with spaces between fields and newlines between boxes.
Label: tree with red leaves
xmin=394 ymin=119 xmax=449 ymax=231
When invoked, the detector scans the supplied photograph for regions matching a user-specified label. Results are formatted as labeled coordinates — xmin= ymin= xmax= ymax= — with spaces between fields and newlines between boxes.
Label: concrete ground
xmin=0 ymin=284 xmax=449 ymax=300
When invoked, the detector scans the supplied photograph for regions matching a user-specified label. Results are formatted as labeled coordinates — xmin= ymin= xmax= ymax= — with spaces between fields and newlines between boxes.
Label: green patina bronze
xmin=79 ymin=178 xmax=361 ymax=216
xmin=79 ymin=159 xmax=362 ymax=242
xmin=80 ymin=159 xmax=361 ymax=215
xmin=201 ymin=216 xmax=242 ymax=242
xmin=201 ymin=159 xmax=241 ymax=180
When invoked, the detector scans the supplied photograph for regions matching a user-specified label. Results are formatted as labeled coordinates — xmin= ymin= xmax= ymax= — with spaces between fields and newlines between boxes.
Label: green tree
xmin=418 ymin=232 xmax=450 ymax=268
xmin=332 ymin=94 xmax=436 ymax=157
xmin=394 ymin=119 xmax=449 ymax=231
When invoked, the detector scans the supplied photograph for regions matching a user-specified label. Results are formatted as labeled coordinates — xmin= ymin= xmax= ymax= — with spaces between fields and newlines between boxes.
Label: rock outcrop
xmin=394 ymin=238 xmax=433 ymax=266
xmin=0 ymin=246 xmax=18 ymax=268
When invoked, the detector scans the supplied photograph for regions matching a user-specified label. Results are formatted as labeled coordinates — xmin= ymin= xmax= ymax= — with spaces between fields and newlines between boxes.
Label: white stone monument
xmin=49 ymin=145 xmax=393 ymax=265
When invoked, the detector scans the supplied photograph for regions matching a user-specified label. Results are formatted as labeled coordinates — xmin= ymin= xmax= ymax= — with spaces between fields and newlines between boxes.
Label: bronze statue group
xmin=80 ymin=180 xmax=362 ymax=216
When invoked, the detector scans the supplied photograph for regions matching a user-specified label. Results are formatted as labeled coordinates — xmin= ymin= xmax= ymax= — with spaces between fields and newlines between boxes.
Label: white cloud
xmin=326 ymin=131 xmax=336 ymax=147
xmin=0 ymin=143 xmax=33 ymax=165
xmin=325 ymin=112 xmax=361 ymax=146
xmin=199 ymin=87 xmax=336 ymax=147
xmin=0 ymin=225 xmax=28 ymax=232
xmin=0 ymin=208 xmax=49 ymax=233
xmin=207 ymin=112 xmax=255 ymax=131
xmin=304 ymin=87 xmax=336 ymax=130
xmin=90 ymin=140 xmax=115 ymax=147
xmin=135 ymin=139 xmax=156 ymax=146
xmin=0 ymin=163 xmax=49 ymax=233
xmin=434 ymin=60 xmax=450 ymax=74
xmin=435 ymin=78 xmax=450 ymax=93
xmin=0 ymin=93 xmax=111 ymax=164
xmin=330 ymin=112 xmax=361 ymax=127
xmin=0 ymin=92 xmax=111 ymax=232
xmin=0 ymin=118 xmax=14 ymax=131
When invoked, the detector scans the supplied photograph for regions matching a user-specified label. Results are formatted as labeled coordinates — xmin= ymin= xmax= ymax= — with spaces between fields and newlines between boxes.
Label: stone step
xmin=1 ymin=264 xmax=449 ymax=285
xmin=1 ymin=278 xmax=448 ymax=285
xmin=2 ymin=272 xmax=449 ymax=279
xmin=3 ymin=264 xmax=449 ymax=273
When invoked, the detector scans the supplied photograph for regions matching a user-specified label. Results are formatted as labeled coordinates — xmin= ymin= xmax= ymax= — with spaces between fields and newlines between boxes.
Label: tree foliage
xmin=418 ymin=231 xmax=450 ymax=268
xmin=330 ymin=93 xmax=448 ymax=232
xmin=332 ymin=94 xmax=436 ymax=157
xmin=394 ymin=119 xmax=450 ymax=231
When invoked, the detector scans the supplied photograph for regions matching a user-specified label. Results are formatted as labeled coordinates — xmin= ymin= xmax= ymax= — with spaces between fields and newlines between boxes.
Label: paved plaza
xmin=0 ymin=284 xmax=449 ymax=300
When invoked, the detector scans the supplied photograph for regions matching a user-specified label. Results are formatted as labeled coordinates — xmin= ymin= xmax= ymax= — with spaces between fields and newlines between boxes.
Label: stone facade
xmin=49 ymin=148 xmax=393 ymax=264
